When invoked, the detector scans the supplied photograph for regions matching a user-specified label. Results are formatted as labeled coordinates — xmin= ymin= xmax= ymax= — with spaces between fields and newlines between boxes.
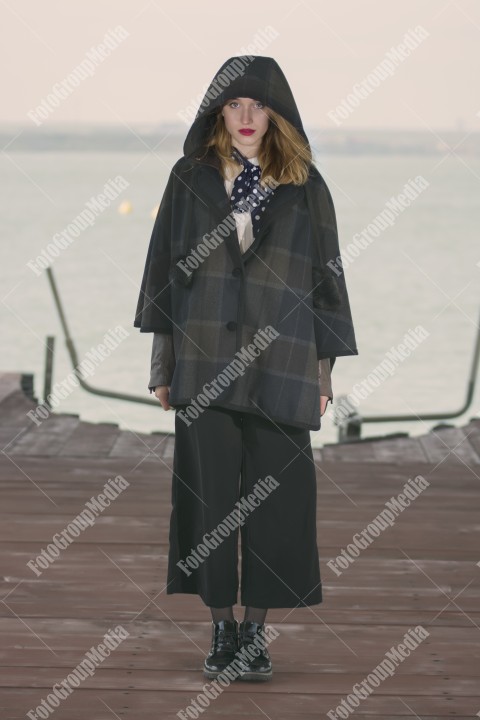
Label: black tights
xmin=210 ymin=605 xmax=267 ymax=625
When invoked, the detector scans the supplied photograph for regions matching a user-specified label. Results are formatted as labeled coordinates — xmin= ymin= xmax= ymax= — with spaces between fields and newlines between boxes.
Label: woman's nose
xmin=240 ymin=107 xmax=253 ymax=124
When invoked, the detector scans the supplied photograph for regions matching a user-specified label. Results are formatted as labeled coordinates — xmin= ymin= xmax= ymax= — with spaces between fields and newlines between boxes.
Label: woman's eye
xmin=227 ymin=101 xmax=264 ymax=109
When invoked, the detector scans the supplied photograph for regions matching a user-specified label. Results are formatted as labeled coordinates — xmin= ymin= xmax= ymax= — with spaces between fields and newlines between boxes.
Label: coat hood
xmin=183 ymin=56 xmax=310 ymax=158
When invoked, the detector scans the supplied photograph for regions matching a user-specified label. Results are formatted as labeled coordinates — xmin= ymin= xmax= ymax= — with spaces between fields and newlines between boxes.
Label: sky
xmin=1 ymin=0 xmax=479 ymax=131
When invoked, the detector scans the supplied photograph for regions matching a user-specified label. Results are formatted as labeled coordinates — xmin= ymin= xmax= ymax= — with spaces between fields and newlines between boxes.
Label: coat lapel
xmin=191 ymin=161 xmax=242 ymax=267
xmin=191 ymin=158 xmax=303 ymax=266
xmin=241 ymin=182 xmax=302 ymax=263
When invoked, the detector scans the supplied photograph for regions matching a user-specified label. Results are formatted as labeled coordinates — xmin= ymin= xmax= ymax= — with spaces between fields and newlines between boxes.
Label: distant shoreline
xmin=1 ymin=125 xmax=479 ymax=155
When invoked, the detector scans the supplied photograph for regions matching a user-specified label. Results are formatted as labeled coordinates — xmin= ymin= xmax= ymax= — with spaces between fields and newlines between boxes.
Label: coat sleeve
xmin=148 ymin=332 xmax=176 ymax=393
xmin=306 ymin=168 xmax=358 ymax=362
xmin=318 ymin=358 xmax=333 ymax=402
xmin=310 ymin=174 xmax=339 ymax=378
xmin=133 ymin=162 xmax=179 ymax=333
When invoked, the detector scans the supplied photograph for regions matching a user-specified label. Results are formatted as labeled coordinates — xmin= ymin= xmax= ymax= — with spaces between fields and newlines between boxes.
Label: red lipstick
xmin=239 ymin=129 xmax=255 ymax=135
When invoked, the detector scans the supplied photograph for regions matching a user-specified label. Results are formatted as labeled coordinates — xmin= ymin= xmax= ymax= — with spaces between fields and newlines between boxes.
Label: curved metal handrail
xmin=46 ymin=266 xmax=158 ymax=406
xmin=46 ymin=265 xmax=479 ymax=423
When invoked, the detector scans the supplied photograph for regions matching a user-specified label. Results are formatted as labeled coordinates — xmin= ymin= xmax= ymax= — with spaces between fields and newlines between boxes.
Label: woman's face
xmin=222 ymin=97 xmax=270 ymax=156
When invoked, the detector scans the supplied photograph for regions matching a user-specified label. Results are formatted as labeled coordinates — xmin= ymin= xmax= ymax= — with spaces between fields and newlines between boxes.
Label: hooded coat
xmin=134 ymin=55 xmax=358 ymax=431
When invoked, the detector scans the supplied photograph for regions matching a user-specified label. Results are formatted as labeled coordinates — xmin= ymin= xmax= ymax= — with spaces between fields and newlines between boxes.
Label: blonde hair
xmin=198 ymin=105 xmax=312 ymax=186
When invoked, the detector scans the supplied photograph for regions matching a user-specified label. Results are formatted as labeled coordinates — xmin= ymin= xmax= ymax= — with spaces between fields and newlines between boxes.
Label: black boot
xmin=203 ymin=619 xmax=239 ymax=679
xmin=237 ymin=620 xmax=273 ymax=681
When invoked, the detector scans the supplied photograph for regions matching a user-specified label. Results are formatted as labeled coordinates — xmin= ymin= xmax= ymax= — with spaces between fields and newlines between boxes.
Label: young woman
xmin=134 ymin=56 xmax=358 ymax=682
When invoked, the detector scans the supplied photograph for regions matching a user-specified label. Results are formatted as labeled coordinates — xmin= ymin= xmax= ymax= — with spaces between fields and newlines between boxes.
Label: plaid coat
xmin=134 ymin=56 xmax=358 ymax=430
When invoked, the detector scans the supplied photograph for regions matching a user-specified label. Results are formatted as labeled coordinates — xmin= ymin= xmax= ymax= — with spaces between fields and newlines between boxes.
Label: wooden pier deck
xmin=0 ymin=371 xmax=479 ymax=719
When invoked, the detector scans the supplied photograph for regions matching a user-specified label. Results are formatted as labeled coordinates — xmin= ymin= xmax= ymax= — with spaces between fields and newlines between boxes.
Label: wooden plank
xmin=108 ymin=430 xmax=173 ymax=458
xmin=1 ymin=665 xmax=479 ymax=694
xmin=419 ymin=426 xmax=480 ymax=464
xmin=0 ymin=689 xmax=476 ymax=719
xmin=0 ymin=514 xmax=478 ymax=550
xmin=57 ymin=422 xmax=121 ymax=457
xmin=6 ymin=415 xmax=80 ymax=456
xmin=371 ymin=436 xmax=430 ymax=463
xmin=322 ymin=440 xmax=378 ymax=462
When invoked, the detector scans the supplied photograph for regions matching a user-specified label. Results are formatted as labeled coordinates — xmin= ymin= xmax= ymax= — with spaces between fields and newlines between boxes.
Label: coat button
xmin=232 ymin=267 xmax=242 ymax=277
xmin=226 ymin=321 xmax=237 ymax=331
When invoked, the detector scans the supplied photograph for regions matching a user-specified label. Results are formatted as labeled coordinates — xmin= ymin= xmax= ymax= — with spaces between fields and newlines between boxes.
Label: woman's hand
xmin=154 ymin=385 xmax=173 ymax=411
xmin=320 ymin=395 xmax=331 ymax=417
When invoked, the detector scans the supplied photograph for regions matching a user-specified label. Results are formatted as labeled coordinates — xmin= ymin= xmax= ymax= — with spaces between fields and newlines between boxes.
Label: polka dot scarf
xmin=229 ymin=147 xmax=275 ymax=239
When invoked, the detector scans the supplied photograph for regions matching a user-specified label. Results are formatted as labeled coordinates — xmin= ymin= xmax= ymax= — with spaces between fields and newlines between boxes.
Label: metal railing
xmin=334 ymin=305 xmax=480 ymax=440
xmin=46 ymin=266 xmax=480 ymax=441
xmin=45 ymin=266 xmax=159 ymax=406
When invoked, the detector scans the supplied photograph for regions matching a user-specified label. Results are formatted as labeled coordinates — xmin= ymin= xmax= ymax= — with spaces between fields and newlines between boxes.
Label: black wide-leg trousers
xmin=166 ymin=404 xmax=322 ymax=609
